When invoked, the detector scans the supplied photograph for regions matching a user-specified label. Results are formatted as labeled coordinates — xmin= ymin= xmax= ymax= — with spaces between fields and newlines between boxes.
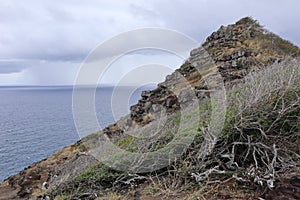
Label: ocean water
xmin=0 ymin=86 xmax=148 ymax=182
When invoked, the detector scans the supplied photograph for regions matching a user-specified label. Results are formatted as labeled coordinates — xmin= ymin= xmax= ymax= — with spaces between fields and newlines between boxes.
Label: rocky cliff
xmin=129 ymin=17 xmax=300 ymax=125
xmin=0 ymin=17 xmax=299 ymax=200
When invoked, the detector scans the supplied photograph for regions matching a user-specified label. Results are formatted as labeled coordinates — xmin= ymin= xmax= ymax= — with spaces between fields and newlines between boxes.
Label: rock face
xmin=130 ymin=84 xmax=180 ymax=124
xmin=1 ymin=17 xmax=300 ymax=199
xmin=200 ymin=18 xmax=299 ymax=86
xmin=204 ymin=23 xmax=262 ymax=82
xmin=130 ymin=17 xmax=300 ymax=125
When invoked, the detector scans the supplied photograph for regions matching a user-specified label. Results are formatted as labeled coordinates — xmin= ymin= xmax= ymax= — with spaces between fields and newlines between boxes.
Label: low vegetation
xmin=52 ymin=59 xmax=299 ymax=199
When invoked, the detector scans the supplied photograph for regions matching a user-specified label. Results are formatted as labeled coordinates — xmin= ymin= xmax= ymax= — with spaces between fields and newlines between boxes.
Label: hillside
xmin=0 ymin=17 xmax=299 ymax=200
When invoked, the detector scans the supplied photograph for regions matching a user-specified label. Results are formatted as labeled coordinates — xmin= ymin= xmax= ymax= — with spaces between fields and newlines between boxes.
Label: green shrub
xmin=74 ymin=164 xmax=127 ymax=188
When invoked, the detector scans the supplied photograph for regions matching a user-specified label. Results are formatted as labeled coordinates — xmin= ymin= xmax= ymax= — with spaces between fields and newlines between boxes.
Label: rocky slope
xmin=130 ymin=17 xmax=300 ymax=125
xmin=0 ymin=17 xmax=299 ymax=200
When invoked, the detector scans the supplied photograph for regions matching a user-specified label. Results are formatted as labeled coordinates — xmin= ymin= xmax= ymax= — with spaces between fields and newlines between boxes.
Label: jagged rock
xmin=37 ymin=195 xmax=50 ymax=200
xmin=144 ymin=101 xmax=152 ymax=111
xmin=103 ymin=124 xmax=124 ymax=138
xmin=165 ymin=96 xmax=178 ymax=108
xmin=151 ymin=104 xmax=162 ymax=112
xmin=194 ymin=85 xmax=210 ymax=99
xmin=41 ymin=182 xmax=48 ymax=190
xmin=141 ymin=90 xmax=151 ymax=99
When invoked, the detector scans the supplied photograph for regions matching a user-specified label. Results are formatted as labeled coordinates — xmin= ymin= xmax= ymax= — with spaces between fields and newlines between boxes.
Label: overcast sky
xmin=0 ymin=0 xmax=299 ymax=86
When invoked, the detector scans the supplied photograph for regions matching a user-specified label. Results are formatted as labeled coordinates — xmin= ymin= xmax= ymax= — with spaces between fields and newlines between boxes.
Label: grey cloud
xmin=0 ymin=0 xmax=147 ymax=62
xmin=1 ymin=0 xmax=299 ymax=62
xmin=146 ymin=0 xmax=300 ymax=46
xmin=0 ymin=0 xmax=299 ymax=85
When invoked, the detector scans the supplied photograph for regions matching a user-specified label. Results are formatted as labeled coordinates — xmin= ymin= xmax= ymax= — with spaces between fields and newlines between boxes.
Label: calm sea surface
xmin=0 ymin=86 xmax=147 ymax=182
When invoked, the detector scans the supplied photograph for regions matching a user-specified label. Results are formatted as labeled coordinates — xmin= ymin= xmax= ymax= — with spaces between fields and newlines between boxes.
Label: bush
xmin=235 ymin=17 xmax=261 ymax=27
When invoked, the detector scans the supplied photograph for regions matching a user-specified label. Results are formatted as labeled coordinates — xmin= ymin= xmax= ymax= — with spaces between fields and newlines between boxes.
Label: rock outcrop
xmin=129 ymin=17 xmax=300 ymax=125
